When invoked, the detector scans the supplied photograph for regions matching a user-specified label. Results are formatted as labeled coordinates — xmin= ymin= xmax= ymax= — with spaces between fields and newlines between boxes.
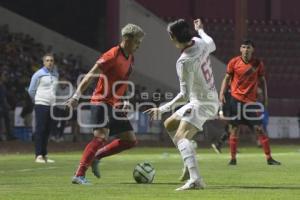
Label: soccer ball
xmin=133 ymin=162 xmax=155 ymax=184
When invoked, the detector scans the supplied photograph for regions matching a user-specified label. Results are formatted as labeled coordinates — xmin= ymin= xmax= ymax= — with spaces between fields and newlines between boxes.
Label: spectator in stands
xmin=0 ymin=73 xmax=15 ymax=141
xmin=66 ymin=23 xmax=145 ymax=185
xmin=140 ymin=86 xmax=149 ymax=103
xmin=0 ymin=24 xmax=88 ymax=113
xmin=152 ymin=88 xmax=164 ymax=107
xmin=28 ymin=53 xmax=58 ymax=163
xmin=130 ymin=84 xmax=141 ymax=108
xmin=219 ymin=39 xmax=281 ymax=165
xmin=20 ymin=88 xmax=34 ymax=134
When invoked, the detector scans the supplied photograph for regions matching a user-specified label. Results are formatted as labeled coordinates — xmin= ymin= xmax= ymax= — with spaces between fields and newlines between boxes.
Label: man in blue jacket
xmin=28 ymin=53 xmax=59 ymax=163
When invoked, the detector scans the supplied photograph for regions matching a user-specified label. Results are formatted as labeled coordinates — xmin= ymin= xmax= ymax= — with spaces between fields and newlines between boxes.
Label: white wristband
xmin=158 ymin=104 xmax=170 ymax=113
xmin=72 ymin=92 xmax=81 ymax=101
xmin=123 ymin=100 xmax=130 ymax=107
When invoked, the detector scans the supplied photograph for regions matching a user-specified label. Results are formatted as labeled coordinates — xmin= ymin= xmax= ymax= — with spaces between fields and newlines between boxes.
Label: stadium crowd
xmin=0 ymin=24 xmax=87 ymax=141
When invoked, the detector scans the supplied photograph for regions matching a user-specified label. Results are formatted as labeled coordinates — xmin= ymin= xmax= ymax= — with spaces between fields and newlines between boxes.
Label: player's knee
xmin=254 ymin=125 xmax=264 ymax=135
xmin=229 ymin=124 xmax=237 ymax=131
xmin=163 ymin=118 xmax=171 ymax=130
xmin=173 ymin=131 xmax=187 ymax=144
xmin=172 ymin=136 xmax=180 ymax=145
xmin=164 ymin=118 xmax=177 ymax=132
xmin=93 ymin=128 xmax=109 ymax=140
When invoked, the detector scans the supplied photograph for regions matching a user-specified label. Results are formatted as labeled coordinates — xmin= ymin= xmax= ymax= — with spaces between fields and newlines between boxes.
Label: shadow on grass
xmin=120 ymin=183 xmax=300 ymax=189
xmin=210 ymin=185 xmax=300 ymax=190
xmin=121 ymin=182 xmax=179 ymax=185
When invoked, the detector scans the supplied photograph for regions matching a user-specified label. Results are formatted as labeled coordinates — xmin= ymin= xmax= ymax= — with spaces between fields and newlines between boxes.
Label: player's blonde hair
xmin=121 ymin=24 xmax=145 ymax=39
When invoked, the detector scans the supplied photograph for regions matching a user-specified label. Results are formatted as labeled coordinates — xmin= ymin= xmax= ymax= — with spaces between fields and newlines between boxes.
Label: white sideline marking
xmin=17 ymin=166 xmax=59 ymax=172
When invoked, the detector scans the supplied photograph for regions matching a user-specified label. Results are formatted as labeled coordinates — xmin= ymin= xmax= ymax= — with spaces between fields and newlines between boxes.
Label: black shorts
xmin=90 ymin=103 xmax=133 ymax=135
xmin=222 ymin=89 xmax=232 ymax=117
xmin=229 ymin=97 xmax=263 ymax=128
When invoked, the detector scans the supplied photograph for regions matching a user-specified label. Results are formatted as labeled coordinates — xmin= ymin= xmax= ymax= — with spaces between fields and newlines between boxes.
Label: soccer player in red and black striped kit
xmin=66 ymin=24 xmax=145 ymax=184
xmin=219 ymin=39 xmax=281 ymax=165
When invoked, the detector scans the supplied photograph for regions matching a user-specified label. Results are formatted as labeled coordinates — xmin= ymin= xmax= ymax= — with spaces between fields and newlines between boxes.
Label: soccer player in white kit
xmin=145 ymin=18 xmax=218 ymax=190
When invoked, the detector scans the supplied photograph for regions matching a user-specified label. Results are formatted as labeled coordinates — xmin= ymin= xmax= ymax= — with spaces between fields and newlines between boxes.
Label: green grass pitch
xmin=0 ymin=145 xmax=300 ymax=200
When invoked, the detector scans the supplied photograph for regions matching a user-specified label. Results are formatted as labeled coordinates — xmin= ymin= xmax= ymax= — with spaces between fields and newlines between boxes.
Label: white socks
xmin=177 ymin=138 xmax=201 ymax=181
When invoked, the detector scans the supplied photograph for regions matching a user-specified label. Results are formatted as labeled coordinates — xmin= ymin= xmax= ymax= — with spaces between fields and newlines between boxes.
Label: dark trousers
xmin=34 ymin=105 xmax=53 ymax=157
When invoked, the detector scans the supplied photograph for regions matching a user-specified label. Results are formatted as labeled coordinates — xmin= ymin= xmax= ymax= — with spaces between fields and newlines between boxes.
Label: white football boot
xmin=175 ymin=178 xmax=206 ymax=191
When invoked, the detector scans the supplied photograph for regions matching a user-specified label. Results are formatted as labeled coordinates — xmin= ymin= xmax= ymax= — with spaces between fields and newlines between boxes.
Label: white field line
xmin=212 ymin=152 xmax=299 ymax=158
xmin=16 ymin=166 xmax=59 ymax=172
xmin=107 ymin=151 xmax=300 ymax=162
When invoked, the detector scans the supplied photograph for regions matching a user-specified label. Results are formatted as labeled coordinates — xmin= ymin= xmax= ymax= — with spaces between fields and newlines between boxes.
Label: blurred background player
xmin=0 ymin=73 xmax=15 ymax=141
xmin=67 ymin=24 xmax=145 ymax=185
xmin=219 ymin=39 xmax=281 ymax=165
xmin=145 ymin=18 xmax=218 ymax=190
xmin=28 ymin=53 xmax=58 ymax=163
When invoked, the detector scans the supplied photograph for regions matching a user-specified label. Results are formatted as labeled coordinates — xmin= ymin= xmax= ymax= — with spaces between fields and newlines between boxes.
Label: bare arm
xmin=260 ymin=76 xmax=268 ymax=107
xmin=67 ymin=62 xmax=102 ymax=107
xmin=73 ymin=63 xmax=102 ymax=99
xmin=219 ymin=74 xmax=232 ymax=104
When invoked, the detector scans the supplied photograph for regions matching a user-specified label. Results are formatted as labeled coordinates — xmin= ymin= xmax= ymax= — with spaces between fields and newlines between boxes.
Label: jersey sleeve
xmin=177 ymin=61 xmax=193 ymax=98
xmin=96 ymin=51 xmax=115 ymax=73
xmin=158 ymin=61 xmax=190 ymax=113
xmin=226 ymin=58 xmax=236 ymax=75
xmin=197 ymin=29 xmax=216 ymax=53
xmin=258 ymin=61 xmax=265 ymax=77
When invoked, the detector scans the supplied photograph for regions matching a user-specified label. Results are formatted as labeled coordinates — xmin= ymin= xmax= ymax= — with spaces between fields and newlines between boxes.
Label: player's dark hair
xmin=241 ymin=39 xmax=255 ymax=48
xmin=167 ymin=19 xmax=193 ymax=43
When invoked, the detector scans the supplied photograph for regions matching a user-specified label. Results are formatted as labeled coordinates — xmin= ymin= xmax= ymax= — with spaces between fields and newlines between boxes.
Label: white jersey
xmin=159 ymin=29 xmax=218 ymax=113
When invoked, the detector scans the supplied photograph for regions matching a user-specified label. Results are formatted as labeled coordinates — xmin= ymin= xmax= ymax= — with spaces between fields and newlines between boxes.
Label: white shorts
xmin=175 ymin=101 xmax=218 ymax=131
